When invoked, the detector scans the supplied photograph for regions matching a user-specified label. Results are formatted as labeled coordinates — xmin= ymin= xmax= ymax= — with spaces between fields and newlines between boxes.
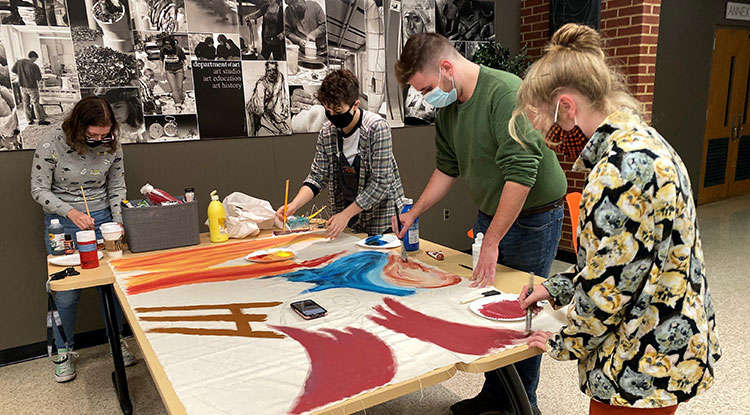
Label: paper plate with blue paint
xmin=356 ymin=234 xmax=401 ymax=249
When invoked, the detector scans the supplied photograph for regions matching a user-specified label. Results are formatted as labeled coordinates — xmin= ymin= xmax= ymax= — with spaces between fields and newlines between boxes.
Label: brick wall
xmin=519 ymin=0 xmax=661 ymax=253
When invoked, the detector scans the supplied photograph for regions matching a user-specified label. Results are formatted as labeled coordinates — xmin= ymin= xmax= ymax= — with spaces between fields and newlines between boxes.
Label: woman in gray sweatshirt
xmin=31 ymin=96 xmax=137 ymax=383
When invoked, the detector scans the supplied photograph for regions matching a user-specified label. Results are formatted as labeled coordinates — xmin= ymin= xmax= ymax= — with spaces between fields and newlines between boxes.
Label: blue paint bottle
xmin=401 ymin=198 xmax=419 ymax=251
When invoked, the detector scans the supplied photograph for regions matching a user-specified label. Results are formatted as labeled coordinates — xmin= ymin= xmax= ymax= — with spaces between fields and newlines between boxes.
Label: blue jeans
xmin=44 ymin=209 xmax=125 ymax=349
xmin=474 ymin=204 xmax=564 ymax=409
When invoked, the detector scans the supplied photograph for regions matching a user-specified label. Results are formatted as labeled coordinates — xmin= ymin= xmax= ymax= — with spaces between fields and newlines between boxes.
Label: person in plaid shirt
xmin=276 ymin=69 xmax=404 ymax=238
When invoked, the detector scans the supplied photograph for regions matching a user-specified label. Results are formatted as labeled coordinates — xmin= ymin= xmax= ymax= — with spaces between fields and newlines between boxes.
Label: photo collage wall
xmin=0 ymin=0 xmax=494 ymax=150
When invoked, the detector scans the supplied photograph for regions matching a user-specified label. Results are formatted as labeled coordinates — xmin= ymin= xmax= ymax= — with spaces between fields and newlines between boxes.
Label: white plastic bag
xmin=222 ymin=192 xmax=281 ymax=238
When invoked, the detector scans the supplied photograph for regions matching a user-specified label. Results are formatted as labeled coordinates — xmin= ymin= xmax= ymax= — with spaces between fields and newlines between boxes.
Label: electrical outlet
xmin=442 ymin=208 xmax=450 ymax=222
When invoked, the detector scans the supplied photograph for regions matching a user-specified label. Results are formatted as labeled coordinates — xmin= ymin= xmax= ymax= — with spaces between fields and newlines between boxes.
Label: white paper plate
xmin=244 ymin=248 xmax=297 ymax=263
xmin=469 ymin=293 xmax=531 ymax=322
xmin=355 ymin=234 xmax=401 ymax=249
xmin=48 ymin=251 xmax=104 ymax=267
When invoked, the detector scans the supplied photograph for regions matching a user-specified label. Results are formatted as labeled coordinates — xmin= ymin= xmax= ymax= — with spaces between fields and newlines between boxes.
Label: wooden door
xmin=699 ymin=28 xmax=750 ymax=204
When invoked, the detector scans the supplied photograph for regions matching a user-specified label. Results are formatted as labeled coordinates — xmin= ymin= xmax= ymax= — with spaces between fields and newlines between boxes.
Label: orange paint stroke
xmin=111 ymin=233 xmax=324 ymax=273
xmin=382 ymin=254 xmax=462 ymax=288
xmin=125 ymin=252 xmax=345 ymax=295
xmin=136 ymin=301 xmax=286 ymax=339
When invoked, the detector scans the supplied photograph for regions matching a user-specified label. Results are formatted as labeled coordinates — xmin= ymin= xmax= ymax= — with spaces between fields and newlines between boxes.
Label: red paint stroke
xmin=125 ymin=252 xmax=344 ymax=295
xmin=370 ymin=298 xmax=527 ymax=356
xmin=479 ymin=299 xmax=527 ymax=319
xmin=270 ymin=325 xmax=397 ymax=414
xmin=382 ymin=254 xmax=462 ymax=288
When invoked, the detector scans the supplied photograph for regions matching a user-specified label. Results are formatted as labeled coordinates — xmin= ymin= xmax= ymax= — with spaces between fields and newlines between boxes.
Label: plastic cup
xmin=76 ymin=230 xmax=99 ymax=269
xmin=101 ymin=224 xmax=123 ymax=258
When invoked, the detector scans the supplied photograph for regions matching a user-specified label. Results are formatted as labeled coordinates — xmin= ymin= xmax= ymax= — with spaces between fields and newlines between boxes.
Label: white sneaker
xmin=121 ymin=338 xmax=137 ymax=367
xmin=54 ymin=348 xmax=79 ymax=383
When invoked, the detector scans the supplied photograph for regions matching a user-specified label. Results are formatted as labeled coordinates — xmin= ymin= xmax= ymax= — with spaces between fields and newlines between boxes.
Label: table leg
xmin=100 ymin=284 xmax=133 ymax=415
xmin=497 ymin=365 xmax=533 ymax=415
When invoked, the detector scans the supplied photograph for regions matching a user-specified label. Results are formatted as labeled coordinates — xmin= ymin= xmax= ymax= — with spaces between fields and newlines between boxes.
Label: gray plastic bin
xmin=121 ymin=200 xmax=200 ymax=253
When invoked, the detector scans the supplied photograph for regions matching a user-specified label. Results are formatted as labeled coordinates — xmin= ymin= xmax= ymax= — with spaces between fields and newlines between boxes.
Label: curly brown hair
xmin=62 ymin=96 xmax=119 ymax=155
xmin=316 ymin=69 xmax=359 ymax=110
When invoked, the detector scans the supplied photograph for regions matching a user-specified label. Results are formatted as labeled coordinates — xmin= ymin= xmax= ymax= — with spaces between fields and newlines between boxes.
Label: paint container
xmin=472 ymin=232 xmax=484 ymax=270
xmin=48 ymin=219 xmax=66 ymax=256
xmin=426 ymin=250 xmax=444 ymax=261
xmin=101 ymin=223 xmax=123 ymax=258
xmin=76 ymin=230 xmax=99 ymax=269
xmin=64 ymin=235 xmax=75 ymax=255
xmin=184 ymin=188 xmax=195 ymax=203
xmin=401 ymin=198 xmax=419 ymax=251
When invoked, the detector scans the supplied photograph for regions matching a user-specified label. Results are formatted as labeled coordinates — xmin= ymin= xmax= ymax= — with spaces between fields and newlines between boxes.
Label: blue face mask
xmin=423 ymin=68 xmax=457 ymax=108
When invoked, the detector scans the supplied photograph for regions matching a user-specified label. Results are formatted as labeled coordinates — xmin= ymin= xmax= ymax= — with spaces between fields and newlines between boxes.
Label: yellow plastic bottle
xmin=208 ymin=190 xmax=228 ymax=243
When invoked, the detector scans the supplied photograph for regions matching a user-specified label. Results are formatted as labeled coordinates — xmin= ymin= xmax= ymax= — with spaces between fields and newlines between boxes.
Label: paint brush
xmin=460 ymin=290 xmax=502 ymax=304
xmin=80 ymin=186 xmax=91 ymax=217
xmin=307 ymin=205 xmax=326 ymax=220
xmin=525 ymin=273 xmax=534 ymax=333
xmin=282 ymin=179 xmax=290 ymax=232
xmin=394 ymin=204 xmax=407 ymax=263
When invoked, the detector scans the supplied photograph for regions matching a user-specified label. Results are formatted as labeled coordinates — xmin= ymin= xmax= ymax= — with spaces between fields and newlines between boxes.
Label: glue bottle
xmin=48 ymin=219 xmax=65 ymax=255
xmin=472 ymin=232 xmax=484 ymax=270
xmin=401 ymin=198 xmax=419 ymax=251
xmin=208 ymin=190 xmax=228 ymax=243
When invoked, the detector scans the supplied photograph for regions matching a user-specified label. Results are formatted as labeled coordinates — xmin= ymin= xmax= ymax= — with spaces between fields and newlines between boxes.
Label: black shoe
xmin=38 ymin=120 xmax=50 ymax=126
xmin=28 ymin=120 xmax=35 ymax=125
xmin=450 ymin=393 xmax=505 ymax=415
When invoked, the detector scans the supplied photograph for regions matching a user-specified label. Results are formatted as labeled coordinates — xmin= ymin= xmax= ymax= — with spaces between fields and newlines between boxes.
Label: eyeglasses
xmin=85 ymin=134 xmax=114 ymax=144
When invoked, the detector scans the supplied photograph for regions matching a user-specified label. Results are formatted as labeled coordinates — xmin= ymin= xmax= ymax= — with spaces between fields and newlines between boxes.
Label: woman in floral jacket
xmin=513 ymin=24 xmax=721 ymax=415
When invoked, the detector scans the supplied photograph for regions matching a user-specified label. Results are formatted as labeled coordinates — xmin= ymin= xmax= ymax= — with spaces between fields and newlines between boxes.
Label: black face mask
xmin=326 ymin=104 xmax=356 ymax=129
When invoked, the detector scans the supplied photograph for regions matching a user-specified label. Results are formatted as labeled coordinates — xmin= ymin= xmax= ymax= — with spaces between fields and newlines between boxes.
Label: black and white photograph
xmin=67 ymin=0 xmax=138 ymax=87
xmin=436 ymin=0 xmax=495 ymax=41
xmin=80 ymin=86 xmax=145 ymax=142
xmin=129 ymin=0 xmax=187 ymax=33
xmin=0 ymin=0 xmax=52 ymax=25
xmin=0 ymin=25 xmax=81 ymax=149
xmin=134 ymin=31 xmax=196 ymax=115
xmin=453 ymin=39 xmax=481 ymax=61
xmin=242 ymin=60 xmax=290 ymax=136
xmin=404 ymin=86 xmax=434 ymax=125
xmin=188 ymin=32 xmax=240 ymax=60
xmin=44 ymin=0 xmax=69 ymax=26
xmin=143 ymin=112 xmax=198 ymax=141
xmin=326 ymin=0 xmax=385 ymax=115
xmin=192 ymin=59 xmax=246 ymax=138
xmin=289 ymin=84 xmax=324 ymax=133
xmin=0 ymin=36 xmax=21 ymax=151
xmin=401 ymin=0 xmax=434 ymax=44
xmin=285 ymin=0 xmax=327 ymax=86
xmin=184 ymin=0 xmax=238 ymax=34
xmin=237 ymin=0 xmax=284 ymax=61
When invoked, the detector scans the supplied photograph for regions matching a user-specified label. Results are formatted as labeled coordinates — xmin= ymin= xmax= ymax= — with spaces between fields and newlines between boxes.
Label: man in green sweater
xmin=393 ymin=33 xmax=567 ymax=415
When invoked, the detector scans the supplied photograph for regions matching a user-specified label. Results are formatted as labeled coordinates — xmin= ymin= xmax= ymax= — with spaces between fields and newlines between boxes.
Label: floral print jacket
xmin=542 ymin=109 xmax=721 ymax=408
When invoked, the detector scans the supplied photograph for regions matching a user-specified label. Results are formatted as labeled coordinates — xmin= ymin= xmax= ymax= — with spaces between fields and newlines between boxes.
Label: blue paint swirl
xmin=267 ymin=251 xmax=415 ymax=296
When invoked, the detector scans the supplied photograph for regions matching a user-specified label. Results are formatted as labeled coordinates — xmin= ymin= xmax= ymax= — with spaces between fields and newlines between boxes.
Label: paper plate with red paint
xmin=244 ymin=248 xmax=297 ymax=263
xmin=469 ymin=294 xmax=531 ymax=322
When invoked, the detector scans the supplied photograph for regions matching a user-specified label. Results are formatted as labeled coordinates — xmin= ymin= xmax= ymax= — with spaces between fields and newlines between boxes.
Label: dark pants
xmin=473 ymin=204 xmax=564 ymax=409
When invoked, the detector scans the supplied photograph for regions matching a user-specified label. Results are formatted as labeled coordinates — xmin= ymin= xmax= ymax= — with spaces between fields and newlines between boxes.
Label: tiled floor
xmin=2 ymin=196 xmax=747 ymax=414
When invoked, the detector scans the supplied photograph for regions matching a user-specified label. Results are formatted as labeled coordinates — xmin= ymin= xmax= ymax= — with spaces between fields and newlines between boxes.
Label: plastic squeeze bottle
xmin=48 ymin=219 xmax=65 ymax=255
xmin=208 ymin=190 xmax=228 ymax=243
xmin=472 ymin=232 xmax=484 ymax=270
xmin=401 ymin=198 xmax=420 ymax=251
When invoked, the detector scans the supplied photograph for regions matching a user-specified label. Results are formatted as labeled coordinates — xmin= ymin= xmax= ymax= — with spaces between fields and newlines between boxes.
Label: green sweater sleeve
xmin=492 ymin=92 xmax=544 ymax=188
xmin=434 ymin=115 xmax=460 ymax=177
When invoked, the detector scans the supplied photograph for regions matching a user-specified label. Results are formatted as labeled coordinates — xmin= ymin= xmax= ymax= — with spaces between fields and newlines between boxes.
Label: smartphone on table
xmin=290 ymin=299 xmax=327 ymax=320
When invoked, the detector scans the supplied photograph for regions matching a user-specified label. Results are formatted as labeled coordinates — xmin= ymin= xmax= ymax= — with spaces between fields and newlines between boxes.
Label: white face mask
xmin=424 ymin=67 xmax=457 ymax=108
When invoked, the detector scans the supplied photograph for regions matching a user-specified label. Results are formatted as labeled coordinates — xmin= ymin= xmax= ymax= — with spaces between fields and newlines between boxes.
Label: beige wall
xmin=0 ymin=126 xmax=479 ymax=351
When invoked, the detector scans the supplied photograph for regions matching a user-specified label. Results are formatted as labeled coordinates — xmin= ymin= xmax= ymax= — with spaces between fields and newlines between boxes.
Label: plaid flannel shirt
xmin=304 ymin=110 xmax=404 ymax=235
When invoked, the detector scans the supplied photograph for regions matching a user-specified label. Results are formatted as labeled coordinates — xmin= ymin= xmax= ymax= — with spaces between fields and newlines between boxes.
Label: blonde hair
xmin=508 ymin=23 xmax=641 ymax=146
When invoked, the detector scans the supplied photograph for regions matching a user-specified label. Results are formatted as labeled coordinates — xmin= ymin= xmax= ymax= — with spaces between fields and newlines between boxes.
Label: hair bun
xmin=549 ymin=23 xmax=605 ymax=58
